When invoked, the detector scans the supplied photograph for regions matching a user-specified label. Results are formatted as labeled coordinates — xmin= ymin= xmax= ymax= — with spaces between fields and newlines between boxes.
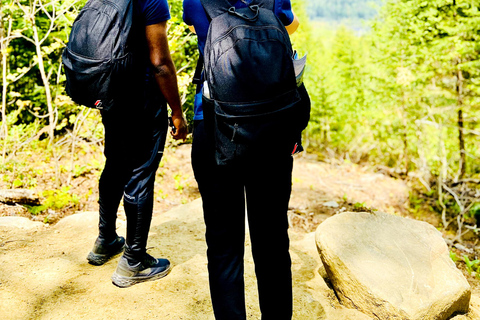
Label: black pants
xmin=97 ymin=78 xmax=168 ymax=261
xmin=192 ymin=120 xmax=293 ymax=320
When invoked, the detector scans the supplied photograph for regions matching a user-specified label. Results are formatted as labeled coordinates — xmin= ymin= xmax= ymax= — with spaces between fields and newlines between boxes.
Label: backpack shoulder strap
xmin=200 ymin=0 xmax=275 ymax=20
xmin=192 ymin=54 xmax=204 ymax=85
xmin=252 ymin=0 xmax=274 ymax=11
xmin=200 ymin=0 xmax=235 ymax=19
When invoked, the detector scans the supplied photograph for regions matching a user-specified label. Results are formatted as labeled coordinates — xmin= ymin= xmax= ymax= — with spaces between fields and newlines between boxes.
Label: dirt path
xmin=1 ymin=200 xmax=379 ymax=320
xmin=1 ymin=146 xmax=479 ymax=319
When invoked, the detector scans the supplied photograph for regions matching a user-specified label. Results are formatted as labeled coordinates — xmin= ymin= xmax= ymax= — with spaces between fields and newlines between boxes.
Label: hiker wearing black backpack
xmin=63 ymin=0 xmax=187 ymax=287
xmin=184 ymin=0 xmax=310 ymax=318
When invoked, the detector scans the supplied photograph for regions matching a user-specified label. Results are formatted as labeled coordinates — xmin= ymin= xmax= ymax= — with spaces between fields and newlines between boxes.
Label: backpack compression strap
xmin=200 ymin=0 xmax=275 ymax=20
xmin=193 ymin=54 xmax=204 ymax=85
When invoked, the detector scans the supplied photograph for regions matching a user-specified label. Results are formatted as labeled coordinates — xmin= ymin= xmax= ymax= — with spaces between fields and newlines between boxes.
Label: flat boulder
xmin=0 ymin=216 xmax=45 ymax=230
xmin=315 ymin=211 xmax=471 ymax=320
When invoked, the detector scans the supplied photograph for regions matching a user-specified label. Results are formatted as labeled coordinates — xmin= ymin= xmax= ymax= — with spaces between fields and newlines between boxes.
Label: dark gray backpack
xmin=62 ymin=0 xmax=135 ymax=111
xmin=201 ymin=0 xmax=308 ymax=164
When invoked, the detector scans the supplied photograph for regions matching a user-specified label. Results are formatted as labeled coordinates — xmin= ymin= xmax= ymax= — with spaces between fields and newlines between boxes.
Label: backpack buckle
xmin=228 ymin=5 xmax=259 ymax=21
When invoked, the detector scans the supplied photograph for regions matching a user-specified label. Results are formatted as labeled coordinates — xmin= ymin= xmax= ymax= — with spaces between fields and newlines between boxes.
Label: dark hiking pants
xmin=97 ymin=79 xmax=168 ymax=262
xmin=192 ymin=119 xmax=293 ymax=320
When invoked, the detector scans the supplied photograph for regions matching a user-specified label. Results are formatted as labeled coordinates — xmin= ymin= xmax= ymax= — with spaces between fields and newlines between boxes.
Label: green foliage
xmin=463 ymin=255 xmax=480 ymax=275
xmin=299 ymin=0 xmax=480 ymax=179
xmin=354 ymin=202 xmax=366 ymax=209
xmin=42 ymin=186 xmax=79 ymax=209
xmin=2 ymin=157 xmax=41 ymax=188
xmin=173 ymin=172 xmax=189 ymax=193
xmin=25 ymin=186 xmax=79 ymax=215
xmin=25 ymin=204 xmax=45 ymax=215
xmin=352 ymin=202 xmax=377 ymax=213
xmin=470 ymin=203 xmax=480 ymax=222
xmin=2 ymin=0 xmax=87 ymax=132
xmin=174 ymin=173 xmax=184 ymax=192
xmin=72 ymin=164 xmax=90 ymax=178
xmin=450 ymin=251 xmax=458 ymax=263
xmin=290 ymin=1 xmax=480 ymax=239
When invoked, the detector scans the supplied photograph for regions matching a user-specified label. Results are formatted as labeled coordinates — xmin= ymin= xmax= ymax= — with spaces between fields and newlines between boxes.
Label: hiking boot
xmin=111 ymin=253 xmax=171 ymax=288
xmin=87 ymin=236 xmax=125 ymax=266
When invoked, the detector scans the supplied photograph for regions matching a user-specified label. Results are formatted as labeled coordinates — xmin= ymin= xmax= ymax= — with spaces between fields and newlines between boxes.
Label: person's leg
xmin=192 ymin=120 xmax=248 ymax=320
xmin=204 ymin=167 xmax=247 ymax=320
xmin=97 ymin=163 xmax=128 ymax=242
xmin=245 ymin=154 xmax=294 ymax=320
xmin=87 ymin=107 xmax=135 ymax=265
xmin=97 ymin=108 xmax=135 ymax=241
xmin=110 ymin=82 xmax=171 ymax=287
xmin=125 ymin=86 xmax=167 ymax=258
xmin=113 ymin=167 xmax=170 ymax=288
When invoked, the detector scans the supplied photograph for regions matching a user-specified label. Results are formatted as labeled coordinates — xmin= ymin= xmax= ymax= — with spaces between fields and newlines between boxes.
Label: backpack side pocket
xmin=62 ymin=48 xmax=114 ymax=110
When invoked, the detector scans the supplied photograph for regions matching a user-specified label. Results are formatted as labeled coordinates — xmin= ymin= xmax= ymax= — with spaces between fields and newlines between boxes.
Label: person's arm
xmin=285 ymin=12 xmax=299 ymax=35
xmin=145 ymin=21 xmax=188 ymax=140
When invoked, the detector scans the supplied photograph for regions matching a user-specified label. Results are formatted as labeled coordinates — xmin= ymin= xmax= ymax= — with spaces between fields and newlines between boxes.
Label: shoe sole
xmin=87 ymin=244 xmax=125 ymax=266
xmin=111 ymin=265 xmax=172 ymax=288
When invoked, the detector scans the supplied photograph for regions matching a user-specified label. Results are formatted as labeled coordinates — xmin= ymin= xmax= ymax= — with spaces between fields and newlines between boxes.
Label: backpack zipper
xmin=231 ymin=123 xmax=238 ymax=141
xmin=211 ymin=25 xmax=287 ymax=48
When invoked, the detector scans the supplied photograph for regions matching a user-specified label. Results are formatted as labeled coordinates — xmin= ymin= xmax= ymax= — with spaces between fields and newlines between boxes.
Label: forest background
xmin=1 ymin=0 xmax=480 ymax=274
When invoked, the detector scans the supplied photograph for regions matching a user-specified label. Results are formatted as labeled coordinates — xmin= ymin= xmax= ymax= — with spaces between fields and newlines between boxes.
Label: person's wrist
xmin=171 ymin=110 xmax=184 ymax=119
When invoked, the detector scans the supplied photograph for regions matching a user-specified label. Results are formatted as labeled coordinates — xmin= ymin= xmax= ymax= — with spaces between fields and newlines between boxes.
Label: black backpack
xmin=62 ymin=0 xmax=135 ymax=111
xmin=200 ymin=0 xmax=310 ymax=165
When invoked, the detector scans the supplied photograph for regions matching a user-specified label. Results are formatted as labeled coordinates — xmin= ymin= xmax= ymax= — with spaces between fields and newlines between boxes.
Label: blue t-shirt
xmin=132 ymin=0 xmax=171 ymax=83
xmin=183 ymin=0 xmax=295 ymax=120
xmin=137 ymin=0 xmax=171 ymax=26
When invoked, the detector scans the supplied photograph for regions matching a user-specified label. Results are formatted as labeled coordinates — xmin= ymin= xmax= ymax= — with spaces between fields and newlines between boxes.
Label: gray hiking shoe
xmin=111 ymin=253 xmax=171 ymax=288
xmin=87 ymin=236 xmax=125 ymax=266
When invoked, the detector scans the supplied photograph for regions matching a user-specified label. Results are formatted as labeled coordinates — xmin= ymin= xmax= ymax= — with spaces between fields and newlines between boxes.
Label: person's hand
xmin=171 ymin=113 xmax=188 ymax=141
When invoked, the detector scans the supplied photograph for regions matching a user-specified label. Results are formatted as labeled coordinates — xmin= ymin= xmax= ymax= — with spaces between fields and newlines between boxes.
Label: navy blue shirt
xmin=183 ymin=0 xmax=295 ymax=120
xmin=132 ymin=0 xmax=171 ymax=85
xmin=137 ymin=0 xmax=171 ymax=26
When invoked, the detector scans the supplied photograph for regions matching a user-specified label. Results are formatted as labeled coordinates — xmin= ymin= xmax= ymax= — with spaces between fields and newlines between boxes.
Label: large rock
xmin=315 ymin=211 xmax=471 ymax=320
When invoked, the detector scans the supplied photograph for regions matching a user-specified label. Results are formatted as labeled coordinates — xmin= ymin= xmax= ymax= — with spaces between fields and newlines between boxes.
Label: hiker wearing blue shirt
xmin=183 ymin=0 xmax=298 ymax=122
xmin=86 ymin=0 xmax=188 ymax=288
xmin=184 ymin=1 xmax=302 ymax=319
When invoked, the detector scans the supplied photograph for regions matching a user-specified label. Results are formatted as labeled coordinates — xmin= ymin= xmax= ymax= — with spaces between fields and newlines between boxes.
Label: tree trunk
xmin=452 ymin=0 xmax=466 ymax=180
xmin=1 ymin=44 xmax=7 ymax=163
xmin=457 ymin=69 xmax=466 ymax=179
xmin=0 ymin=189 xmax=41 ymax=205
xmin=31 ymin=19 xmax=55 ymax=144
xmin=401 ymin=91 xmax=409 ymax=175
xmin=1 ymin=15 xmax=8 ymax=163
xmin=458 ymin=107 xmax=465 ymax=178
